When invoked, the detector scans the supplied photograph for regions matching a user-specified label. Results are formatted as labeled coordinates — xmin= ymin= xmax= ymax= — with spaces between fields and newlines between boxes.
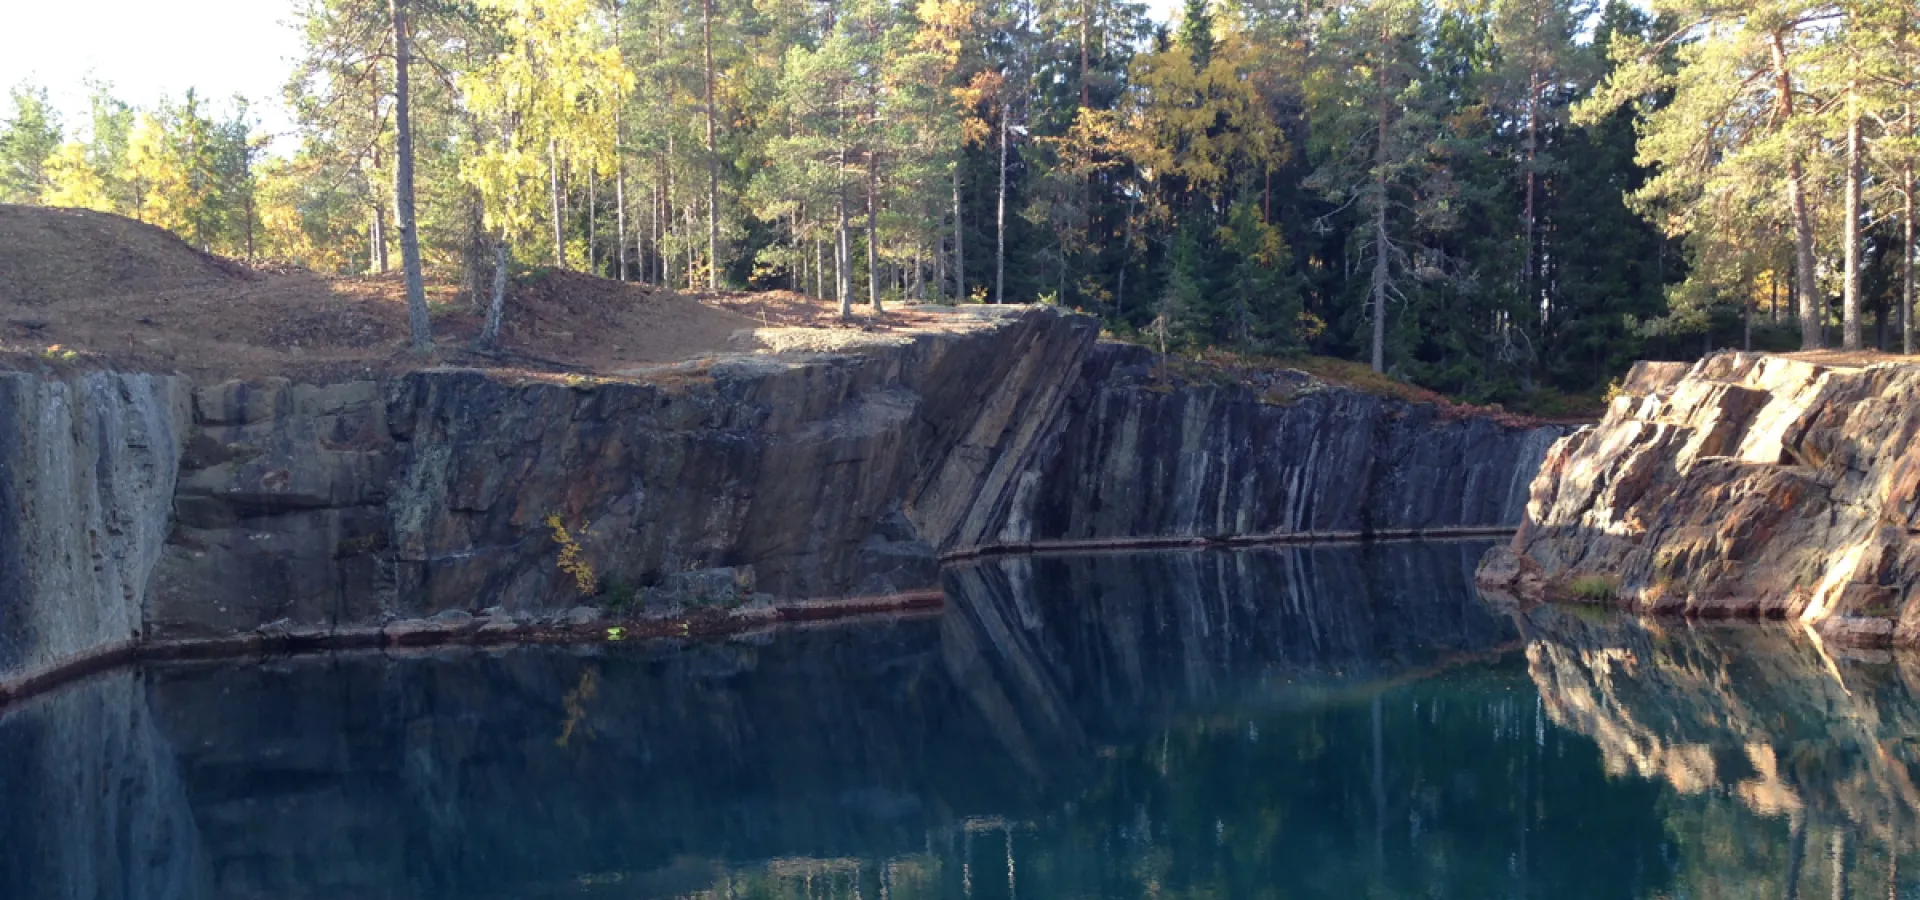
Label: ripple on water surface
xmin=2 ymin=540 xmax=1916 ymax=899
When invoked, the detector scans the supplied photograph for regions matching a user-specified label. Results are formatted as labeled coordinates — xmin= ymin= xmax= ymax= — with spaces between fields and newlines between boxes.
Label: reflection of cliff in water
xmin=1515 ymin=604 xmax=1920 ymax=900
xmin=0 ymin=542 xmax=1541 ymax=899
xmin=942 ymin=541 xmax=1520 ymax=743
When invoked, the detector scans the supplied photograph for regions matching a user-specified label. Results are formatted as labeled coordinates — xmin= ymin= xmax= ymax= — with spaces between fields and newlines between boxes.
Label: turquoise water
xmin=3 ymin=541 xmax=1916 ymax=899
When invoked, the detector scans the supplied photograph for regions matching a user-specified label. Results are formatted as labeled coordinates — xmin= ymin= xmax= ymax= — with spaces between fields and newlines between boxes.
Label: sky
xmin=2 ymin=0 xmax=1184 ymax=146
xmin=1 ymin=0 xmax=306 ymax=142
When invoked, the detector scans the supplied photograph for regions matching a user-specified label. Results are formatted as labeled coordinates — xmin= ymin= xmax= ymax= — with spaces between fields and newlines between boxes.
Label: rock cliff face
xmin=1480 ymin=352 xmax=1920 ymax=645
xmin=0 ymin=372 xmax=190 ymax=684
xmin=2 ymin=307 xmax=1562 ymax=685
xmin=147 ymin=308 xmax=1095 ymax=634
xmin=1003 ymin=344 xmax=1560 ymax=543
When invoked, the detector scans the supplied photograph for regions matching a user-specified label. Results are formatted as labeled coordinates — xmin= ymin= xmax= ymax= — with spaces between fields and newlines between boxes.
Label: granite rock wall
xmin=5 ymin=307 xmax=1563 ymax=679
xmin=1002 ymin=344 xmax=1562 ymax=543
xmin=1481 ymin=352 xmax=1920 ymax=646
xmin=0 ymin=371 xmax=190 ymax=684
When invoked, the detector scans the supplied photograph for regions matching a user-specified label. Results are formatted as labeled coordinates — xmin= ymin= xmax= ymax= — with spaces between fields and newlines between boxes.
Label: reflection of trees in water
xmin=1515 ymin=604 xmax=1920 ymax=900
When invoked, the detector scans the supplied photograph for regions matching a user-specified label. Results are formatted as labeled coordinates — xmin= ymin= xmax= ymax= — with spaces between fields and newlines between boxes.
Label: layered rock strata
xmin=1002 ymin=343 xmax=1559 ymax=544
xmin=2 ymin=307 xmax=1561 ymax=687
xmin=1480 ymin=352 xmax=1920 ymax=645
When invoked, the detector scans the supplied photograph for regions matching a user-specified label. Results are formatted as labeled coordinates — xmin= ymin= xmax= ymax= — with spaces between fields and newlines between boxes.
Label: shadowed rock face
xmin=135 ymin=311 xmax=1558 ymax=641
xmin=0 ymin=372 xmax=190 ymax=683
xmin=147 ymin=309 xmax=1096 ymax=634
xmin=1005 ymin=344 xmax=1563 ymax=542
xmin=5 ymin=308 xmax=1562 ymax=681
xmin=1482 ymin=352 xmax=1920 ymax=644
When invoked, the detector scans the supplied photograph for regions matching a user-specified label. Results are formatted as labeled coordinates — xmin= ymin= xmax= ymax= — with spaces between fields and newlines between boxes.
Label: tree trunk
xmin=1904 ymin=135 xmax=1915 ymax=356
xmin=703 ymin=0 xmax=720 ymax=290
xmin=645 ymin=180 xmax=657 ymax=286
xmin=613 ymin=2 xmax=627 ymax=283
xmin=867 ymin=148 xmax=881 ymax=313
xmin=837 ymin=145 xmax=852 ymax=318
xmin=995 ymin=100 xmax=1009 ymax=304
xmin=588 ymin=167 xmax=598 ymax=274
xmin=1117 ymin=197 xmax=1134 ymax=316
xmin=1079 ymin=0 xmax=1091 ymax=109
xmin=1772 ymin=31 xmax=1823 ymax=350
xmin=390 ymin=0 xmax=431 ymax=351
xmin=616 ymin=160 xmax=627 ymax=281
xmin=1370 ymin=46 xmax=1391 ymax=374
xmin=549 ymin=136 xmax=565 ymax=268
xmin=370 ymin=204 xmax=388 ymax=274
xmin=1522 ymin=68 xmax=1539 ymax=300
xmin=481 ymin=236 xmax=510 ymax=348
xmin=1371 ymin=197 xmax=1390 ymax=374
xmin=369 ymin=133 xmax=389 ymax=274
xmin=1843 ymin=66 xmax=1862 ymax=350
xmin=662 ymin=137 xmax=675 ymax=285
xmin=934 ymin=215 xmax=947 ymax=303
xmin=952 ymin=158 xmax=966 ymax=302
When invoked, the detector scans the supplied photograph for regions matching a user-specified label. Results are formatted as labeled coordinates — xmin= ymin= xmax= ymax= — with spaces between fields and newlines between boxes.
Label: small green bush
xmin=1566 ymin=575 xmax=1617 ymax=603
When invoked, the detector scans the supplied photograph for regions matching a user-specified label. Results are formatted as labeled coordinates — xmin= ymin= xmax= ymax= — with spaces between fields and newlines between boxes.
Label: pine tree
xmin=1304 ymin=0 xmax=1448 ymax=373
xmin=0 ymin=84 xmax=61 ymax=203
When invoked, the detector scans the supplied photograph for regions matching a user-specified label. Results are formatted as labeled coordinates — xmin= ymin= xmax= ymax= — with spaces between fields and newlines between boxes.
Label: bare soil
xmin=0 ymin=204 xmax=985 ymax=383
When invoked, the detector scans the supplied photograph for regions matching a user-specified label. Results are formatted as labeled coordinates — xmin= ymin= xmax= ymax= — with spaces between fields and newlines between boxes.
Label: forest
xmin=0 ymin=0 xmax=1916 ymax=404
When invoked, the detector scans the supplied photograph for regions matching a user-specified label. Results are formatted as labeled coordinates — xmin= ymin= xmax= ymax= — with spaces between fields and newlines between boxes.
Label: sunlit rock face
xmin=1481 ymin=352 xmax=1920 ymax=644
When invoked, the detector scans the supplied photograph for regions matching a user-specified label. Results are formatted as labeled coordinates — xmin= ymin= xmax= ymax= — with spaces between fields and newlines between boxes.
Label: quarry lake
xmin=5 ymin=540 xmax=1917 ymax=899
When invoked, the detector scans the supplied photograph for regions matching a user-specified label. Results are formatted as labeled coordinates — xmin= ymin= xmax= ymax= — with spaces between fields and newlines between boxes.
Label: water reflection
xmin=1512 ymin=603 xmax=1920 ymax=900
xmin=5 ymin=542 xmax=1918 ymax=899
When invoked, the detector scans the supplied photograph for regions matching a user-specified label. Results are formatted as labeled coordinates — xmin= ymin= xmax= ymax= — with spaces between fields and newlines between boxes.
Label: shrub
xmin=1567 ymin=575 xmax=1617 ymax=603
xmin=546 ymin=514 xmax=597 ymax=596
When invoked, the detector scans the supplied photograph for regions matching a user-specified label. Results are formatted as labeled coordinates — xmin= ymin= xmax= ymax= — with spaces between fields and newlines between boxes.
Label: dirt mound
xmin=0 ymin=204 xmax=249 ymax=306
xmin=0 ymin=205 xmax=996 ymax=381
xmin=492 ymin=268 xmax=766 ymax=369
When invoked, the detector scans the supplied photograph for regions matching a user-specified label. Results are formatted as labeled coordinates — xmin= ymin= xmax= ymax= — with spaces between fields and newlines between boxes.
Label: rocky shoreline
xmin=1479 ymin=351 xmax=1920 ymax=647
